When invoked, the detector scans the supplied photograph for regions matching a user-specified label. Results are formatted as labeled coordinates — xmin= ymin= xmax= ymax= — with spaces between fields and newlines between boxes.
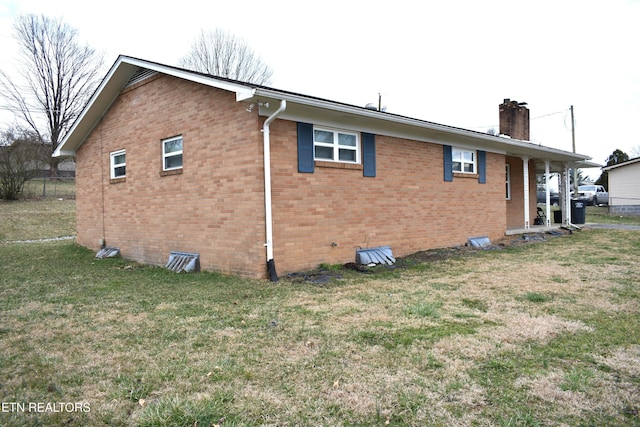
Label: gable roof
xmin=602 ymin=156 xmax=640 ymax=171
xmin=53 ymin=56 xmax=255 ymax=157
xmin=53 ymin=55 xmax=597 ymax=170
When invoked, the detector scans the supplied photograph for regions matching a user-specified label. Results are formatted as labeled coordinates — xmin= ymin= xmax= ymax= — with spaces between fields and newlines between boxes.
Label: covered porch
xmin=495 ymin=99 xmax=599 ymax=232
xmin=506 ymin=153 xmax=601 ymax=232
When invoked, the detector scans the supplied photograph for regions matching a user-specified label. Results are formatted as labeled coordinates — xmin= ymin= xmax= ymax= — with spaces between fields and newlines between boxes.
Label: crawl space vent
xmin=166 ymin=251 xmax=200 ymax=273
xmin=95 ymin=247 xmax=120 ymax=259
xmin=468 ymin=236 xmax=492 ymax=248
xmin=356 ymin=246 xmax=396 ymax=266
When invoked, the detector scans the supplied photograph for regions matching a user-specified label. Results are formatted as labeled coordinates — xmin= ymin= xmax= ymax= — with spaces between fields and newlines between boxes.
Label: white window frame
xmin=313 ymin=127 xmax=360 ymax=164
xmin=110 ymin=149 xmax=126 ymax=179
xmin=452 ymin=148 xmax=476 ymax=174
xmin=162 ymin=136 xmax=183 ymax=171
xmin=505 ymin=164 xmax=512 ymax=200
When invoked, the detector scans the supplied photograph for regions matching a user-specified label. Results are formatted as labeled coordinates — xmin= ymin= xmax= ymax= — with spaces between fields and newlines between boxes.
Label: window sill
xmin=160 ymin=168 xmax=183 ymax=177
xmin=110 ymin=177 xmax=126 ymax=184
xmin=453 ymin=172 xmax=479 ymax=179
xmin=315 ymin=161 xmax=363 ymax=171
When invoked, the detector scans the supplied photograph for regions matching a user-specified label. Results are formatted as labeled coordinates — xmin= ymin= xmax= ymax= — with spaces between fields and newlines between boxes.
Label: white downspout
xmin=262 ymin=100 xmax=286 ymax=280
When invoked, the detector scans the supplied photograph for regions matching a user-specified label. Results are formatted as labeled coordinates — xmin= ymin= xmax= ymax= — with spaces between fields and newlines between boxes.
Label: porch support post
xmin=522 ymin=156 xmax=530 ymax=229
xmin=545 ymin=160 xmax=551 ymax=227
xmin=562 ymin=164 xmax=572 ymax=224
xmin=559 ymin=164 xmax=566 ymax=224
xmin=566 ymin=166 xmax=572 ymax=224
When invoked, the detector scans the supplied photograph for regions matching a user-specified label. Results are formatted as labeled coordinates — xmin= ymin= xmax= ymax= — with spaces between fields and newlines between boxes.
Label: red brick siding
xmin=269 ymin=122 xmax=507 ymax=274
xmin=75 ymin=75 xmax=266 ymax=277
xmin=505 ymin=156 xmax=537 ymax=228
xmin=75 ymin=75 xmax=520 ymax=279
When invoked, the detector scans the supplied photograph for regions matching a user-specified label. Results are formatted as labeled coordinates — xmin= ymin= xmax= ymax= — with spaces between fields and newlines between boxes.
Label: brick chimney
xmin=499 ymin=99 xmax=530 ymax=141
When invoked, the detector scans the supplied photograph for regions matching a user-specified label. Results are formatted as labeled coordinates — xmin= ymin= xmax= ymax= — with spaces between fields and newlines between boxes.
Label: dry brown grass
xmin=0 ymin=198 xmax=75 ymax=241
xmin=1 ymin=229 xmax=639 ymax=426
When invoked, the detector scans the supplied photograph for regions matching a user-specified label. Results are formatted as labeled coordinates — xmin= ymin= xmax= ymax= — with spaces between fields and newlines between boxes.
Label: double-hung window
xmin=162 ymin=136 xmax=183 ymax=171
xmin=110 ymin=150 xmax=126 ymax=179
xmin=313 ymin=127 xmax=359 ymax=163
xmin=452 ymin=148 xmax=476 ymax=173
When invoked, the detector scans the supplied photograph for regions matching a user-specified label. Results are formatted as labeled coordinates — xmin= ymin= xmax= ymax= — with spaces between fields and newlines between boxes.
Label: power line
xmin=468 ymin=108 xmax=570 ymax=131
xmin=531 ymin=110 xmax=568 ymax=120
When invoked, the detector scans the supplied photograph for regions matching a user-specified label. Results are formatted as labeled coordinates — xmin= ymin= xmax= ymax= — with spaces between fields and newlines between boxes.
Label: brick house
xmin=53 ymin=56 xmax=594 ymax=279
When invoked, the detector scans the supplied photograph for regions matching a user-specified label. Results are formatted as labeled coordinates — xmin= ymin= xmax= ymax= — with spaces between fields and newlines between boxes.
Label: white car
xmin=577 ymin=185 xmax=609 ymax=206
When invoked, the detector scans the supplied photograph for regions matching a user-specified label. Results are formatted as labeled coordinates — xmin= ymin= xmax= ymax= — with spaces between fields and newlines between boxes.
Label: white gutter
xmin=262 ymin=99 xmax=286 ymax=280
xmin=253 ymin=88 xmax=592 ymax=162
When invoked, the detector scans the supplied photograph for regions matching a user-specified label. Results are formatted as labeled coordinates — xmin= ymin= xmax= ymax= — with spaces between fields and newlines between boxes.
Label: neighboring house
xmin=602 ymin=157 xmax=640 ymax=216
xmin=53 ymin=56 xmax=595 ymax=279
xmin=0 ymin=139 xmax=75 ymax=178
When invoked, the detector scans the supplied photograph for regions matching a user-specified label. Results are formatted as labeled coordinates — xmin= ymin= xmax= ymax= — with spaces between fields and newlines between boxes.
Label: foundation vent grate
xmin=166 ymin=251 xmax=200 ymax=273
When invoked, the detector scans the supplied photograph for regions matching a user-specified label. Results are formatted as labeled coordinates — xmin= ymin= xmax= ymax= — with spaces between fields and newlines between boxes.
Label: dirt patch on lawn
xmin=403 ymin=230 xmax=571 ymax=264
xmin=286 ymin=229 xmax=573 ymax=285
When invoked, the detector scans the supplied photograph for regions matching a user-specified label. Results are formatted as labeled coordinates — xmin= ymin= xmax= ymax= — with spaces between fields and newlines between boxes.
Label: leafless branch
xmin=0 ymin=127 xmax=44 ymax=199
xmin=179 ymin=29 xmax=273 ymax=85
xmin=0 ymin=14 xmax=104 ymax=175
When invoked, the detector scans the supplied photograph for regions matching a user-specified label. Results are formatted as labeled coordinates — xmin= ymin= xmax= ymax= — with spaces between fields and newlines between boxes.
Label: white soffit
xmin=254 ymin=89 xmax=591 ymax=162
xmin=54 ymin=56 xmax=255 ymax=156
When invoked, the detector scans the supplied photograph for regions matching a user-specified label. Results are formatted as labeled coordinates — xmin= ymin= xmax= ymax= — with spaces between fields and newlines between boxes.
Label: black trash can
xmin=553 ymin=210 xmax=562 ymax=224
xmin=571 ymin=200 xmax=586 ymax=224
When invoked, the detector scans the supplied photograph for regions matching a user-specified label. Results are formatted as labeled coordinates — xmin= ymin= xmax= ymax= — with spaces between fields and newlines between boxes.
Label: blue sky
xmin=1 ymin=0 xmax=639 ymax=178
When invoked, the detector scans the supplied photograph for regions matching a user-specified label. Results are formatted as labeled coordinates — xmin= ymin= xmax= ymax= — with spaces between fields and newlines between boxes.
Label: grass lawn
xmin=586 ymin=205 xmax=640 ymax=225
xmin=0 ymin=198 xmax=76 ymax=241
xmin=21 ymin=178 xmax=76 ymax=200
xmin=0 ymin=200 xmax=639 ymax=426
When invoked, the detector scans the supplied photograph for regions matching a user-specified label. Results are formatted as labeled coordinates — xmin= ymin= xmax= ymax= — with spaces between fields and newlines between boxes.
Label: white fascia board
xmin=53 ymin=57 xmax=130 ymax=157
xmin=120 ymin=57 xmax=256 ymax=100
xmin=254 ymin=89 xmax=491 ymax=146
xmin=53 ymin=56 xmax=256 ymax=157
xmin=574 ymin=160 xmax=603 ymax=168
xmin=254 ymin=88 xmax=592 ymax=162
xmin=602 ymin=157 xmax=640 ymax=171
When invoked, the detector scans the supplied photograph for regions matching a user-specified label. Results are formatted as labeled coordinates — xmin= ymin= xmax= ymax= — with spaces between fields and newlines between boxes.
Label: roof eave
xmin=53 ymin=55 xmax=593 ymax=167
xmin=253 ymin=88 xmax=592 ymax=163
xmin=602 ymin=156 xmax=640 ymax=171
xmin=53 ymin=56 xmax=255 ymax=157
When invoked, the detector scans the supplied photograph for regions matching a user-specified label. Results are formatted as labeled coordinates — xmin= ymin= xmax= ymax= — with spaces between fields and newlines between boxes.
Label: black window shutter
xmin=443 ymin=145 xmax=453 ymax=182
xmin=297 ymin=122 xmax=314 ymax=173
xmin=477 ymin=150 xmax=486 ymax=184
xmin=362 ymin=132 xmax=376 ymax=177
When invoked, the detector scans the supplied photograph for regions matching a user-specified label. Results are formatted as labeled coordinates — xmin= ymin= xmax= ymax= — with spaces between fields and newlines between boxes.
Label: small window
xmin=110 ymin=150 xmax=126 ymax=179
xmin=505 ymin=164 xmax=511 ymax=200
xmin=452 ymin=148 xmax=475 ymax=173
xmin=313 ymin=127 xmax=359 ymax=163
xmin=162 ymin=136 xmax=183 ymax=171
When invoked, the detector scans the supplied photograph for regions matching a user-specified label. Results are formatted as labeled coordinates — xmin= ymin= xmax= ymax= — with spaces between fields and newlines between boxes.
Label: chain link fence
xmin=23 ymin=177 xmax=76 ymax=199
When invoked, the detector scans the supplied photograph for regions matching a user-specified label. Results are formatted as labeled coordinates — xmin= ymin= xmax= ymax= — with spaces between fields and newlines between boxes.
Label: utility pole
xmin=571 ymin=105 xmax=577 ymax=197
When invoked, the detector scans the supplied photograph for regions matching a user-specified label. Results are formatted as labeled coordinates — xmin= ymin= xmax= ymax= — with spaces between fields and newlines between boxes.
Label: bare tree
xmin=179 ymin=29 xmax=273 ymax=85
xmin=0 ymin=14 xmax=104 ymax=176
xmin=0 ymin=127 xmax=45 ymax=200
